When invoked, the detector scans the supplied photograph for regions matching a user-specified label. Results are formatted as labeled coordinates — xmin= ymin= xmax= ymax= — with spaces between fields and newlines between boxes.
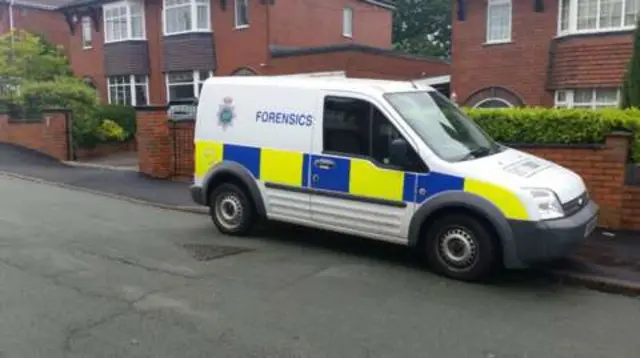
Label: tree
xmin=0 ymin=30 xmax=71 ymax=86
xmin=621 ymin=17 xmax=640 ymax=108
xmin=392 ymin=0 xmax=451 ymax=59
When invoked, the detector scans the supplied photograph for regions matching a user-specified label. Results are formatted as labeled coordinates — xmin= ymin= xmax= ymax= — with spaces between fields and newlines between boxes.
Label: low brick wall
xmin=0 ymin=110 xmax=71 ymax=161
xmin=134 ymin=107 xmax=640 ymax=230
xmin=74 ymin=139 xmax=136 ymax=160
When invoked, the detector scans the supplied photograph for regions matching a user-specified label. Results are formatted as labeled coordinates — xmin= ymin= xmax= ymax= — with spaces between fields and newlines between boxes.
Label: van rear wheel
xmin=209 ymin=183 xmax=255 ymax=236
xmin=425 ymin=214 xmax=498 ymax=282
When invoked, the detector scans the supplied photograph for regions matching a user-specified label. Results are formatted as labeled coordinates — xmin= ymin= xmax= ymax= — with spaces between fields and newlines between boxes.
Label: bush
xmin=464 ymin=107 xmax=640 ymax=162
xmin=16 ymin=77 xmax=102 ymax=148
xmin=93 ymin=104 xmax=136 ymax=140
xmin=96 ymin=119 xmax=126 ymax=142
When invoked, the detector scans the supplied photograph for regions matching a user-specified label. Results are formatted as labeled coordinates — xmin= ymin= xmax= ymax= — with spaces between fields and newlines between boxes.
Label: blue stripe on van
xmin=301 ymin=153 xmax=311 ymax=188
xmin=310 ymin=154 xmax=350 ymax=193
xmin=416 ymin=172 xmax=465 ymax=203
xmin=223 ymin=144 xmax=261 ymax=178
xmin=402 ymin=173 xmax=416 ymax=203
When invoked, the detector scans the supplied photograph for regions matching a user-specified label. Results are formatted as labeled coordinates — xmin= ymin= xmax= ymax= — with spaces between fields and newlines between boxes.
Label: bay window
xmin=103 ymin=1 xmax=145 ymax=43
xmin=164 ymin=0 xmax=211 ymax=35
xmin=486 ymin=0 xmax=512 ymax=43
xmin=108 ymin=75 xmax=149 ymax=106
xmin=166 ymin=70 xmax=213 ymax=101
xmin=559 ymin=0 xmax=640 ymax=35
xmin=554 ymin=88 xmax=620 ymax=109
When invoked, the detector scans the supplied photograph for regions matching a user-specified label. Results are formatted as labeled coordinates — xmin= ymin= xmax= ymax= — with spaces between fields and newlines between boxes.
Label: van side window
xmin=323 ymin=97 xmax=371 ymax=157
xmin=323 ymin=96 xmax=427 ymax=172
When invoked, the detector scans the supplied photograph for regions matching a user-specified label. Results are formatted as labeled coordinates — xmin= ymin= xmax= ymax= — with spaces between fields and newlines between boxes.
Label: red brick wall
xmin=68 ymin=15 xmax=108 ymax=103
xmin=75 ymin=140 xmax=136 ymax=160
xmin=515 ymin=133 xmax=631 ymax=229
xmin=452 ymin=0 xmax=558 ymax=107
xmin=622 ymin=186 xmax=640 ymax=230
xmin=265 ymin=51 xmax=449 ymax=79
xmin=269 ymin=0 xmax=392 ymax=49
xmin=136 ymin=109 xmax=171 ymax=178
xmin=549 ymin=33 xmax=633 ymax=89
xmin=0 ymin=111 xmax=70 ymax=161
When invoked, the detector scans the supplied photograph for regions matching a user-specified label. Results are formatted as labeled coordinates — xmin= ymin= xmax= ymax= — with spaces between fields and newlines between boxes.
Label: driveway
xmin=1 ymin=172 xmax=640 ymax=357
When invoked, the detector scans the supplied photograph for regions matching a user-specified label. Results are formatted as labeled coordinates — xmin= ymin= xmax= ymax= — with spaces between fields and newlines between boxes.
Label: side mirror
xmin=390 ymin=138 xmax=409 ymax=167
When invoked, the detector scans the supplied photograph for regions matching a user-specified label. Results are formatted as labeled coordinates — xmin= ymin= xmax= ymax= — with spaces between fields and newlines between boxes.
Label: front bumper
xmin=506 ymin=200 xmax=599 ymax=267
xmin=190 ymin=185 xmax=206 ymax=206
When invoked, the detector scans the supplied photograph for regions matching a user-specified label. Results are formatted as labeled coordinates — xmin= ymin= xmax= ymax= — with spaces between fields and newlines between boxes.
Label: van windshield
xmin=383 ymin=90 xmax=503 ymax=162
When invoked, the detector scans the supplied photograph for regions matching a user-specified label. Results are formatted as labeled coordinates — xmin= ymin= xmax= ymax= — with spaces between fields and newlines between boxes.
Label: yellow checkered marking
xmin=260 ymin=148 xmax=305 ymax=186
xmin=195 ymin=140 xmax=223 ymax=179
xmin=349 ymin=158 xmax=404 ymax=201
xmin=463 ymin=178 xmax=529 ymax=220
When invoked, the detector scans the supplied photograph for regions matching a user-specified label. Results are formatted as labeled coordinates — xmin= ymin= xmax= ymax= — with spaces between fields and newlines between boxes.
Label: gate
xmin=168 ymin=102 xmax=196 ymax=178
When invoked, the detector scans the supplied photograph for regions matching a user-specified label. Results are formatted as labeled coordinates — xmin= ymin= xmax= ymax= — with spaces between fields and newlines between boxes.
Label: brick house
xmin=451 ymin=0 xmax=637 ymax=109
xmin=2 ymin=0 xmax=450 ymax=106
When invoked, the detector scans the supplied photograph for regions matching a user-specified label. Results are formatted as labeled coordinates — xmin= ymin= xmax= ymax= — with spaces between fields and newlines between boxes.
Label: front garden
xmin=0 ymin=30 xmax=135 ymax=154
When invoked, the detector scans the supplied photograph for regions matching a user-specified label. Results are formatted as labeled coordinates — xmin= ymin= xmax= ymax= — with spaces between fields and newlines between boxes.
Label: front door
xmin=309 ymin=94 xmax=428 ymax=243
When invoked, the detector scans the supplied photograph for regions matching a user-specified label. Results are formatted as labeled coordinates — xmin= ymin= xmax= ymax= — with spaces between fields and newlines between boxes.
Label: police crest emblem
xmin=218 ymin=97 xmax=236 ymax=129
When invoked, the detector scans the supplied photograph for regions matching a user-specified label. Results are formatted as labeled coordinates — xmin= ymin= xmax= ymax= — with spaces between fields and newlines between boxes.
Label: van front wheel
xmin=425 ymin=214 xmax=498 ymax=282
xmin=209 ymin=183 xmax=255 ymax=236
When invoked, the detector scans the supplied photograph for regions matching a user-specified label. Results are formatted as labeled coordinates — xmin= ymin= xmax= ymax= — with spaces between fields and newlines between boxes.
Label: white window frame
xmin=81 ymin=16 xmax=92 ymax=49
xmin=165 ymin=70 xmax=213 ymax=102
xmin=234 ymin=0 xmax=249 ymax=29
xmin=107 ymin=74 xmax=150 ymax=106
xmin=342 ymin=7 xmax=353 ymax=37
xmin=163 ymin=0 xmax=211 ymax=36
xmin=557 ymin=0 xmax=639 ymax=36
xmin=486 ymin=0 xmax=512 ymax=44
xmin=554 ymin=88 xmax=621 ymax=108
xmin=473 ymin=97 xmax=514 ymax=108
xmin=103 ymin=1 xmax=146 ymax=43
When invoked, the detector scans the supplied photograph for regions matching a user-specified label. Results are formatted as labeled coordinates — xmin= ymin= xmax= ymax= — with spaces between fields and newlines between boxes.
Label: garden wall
xmin=134 ymin=107 xmax=640 ymax=231
xmin=0 ymin=110 xmax=71 ymax=161
xmin=74 ymin=139 xmax=136 ymax=160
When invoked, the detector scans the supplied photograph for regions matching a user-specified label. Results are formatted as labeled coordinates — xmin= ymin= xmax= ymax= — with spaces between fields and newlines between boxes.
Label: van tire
xmin=425 ymin=214 xmax=497 ymax=282
xmin=209 ymin=183 xmax=256 ymax=236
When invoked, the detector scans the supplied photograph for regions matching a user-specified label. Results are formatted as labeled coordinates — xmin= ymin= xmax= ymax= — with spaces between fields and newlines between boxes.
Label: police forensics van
xmin=189 ymin=76 xmax=598 ymax=282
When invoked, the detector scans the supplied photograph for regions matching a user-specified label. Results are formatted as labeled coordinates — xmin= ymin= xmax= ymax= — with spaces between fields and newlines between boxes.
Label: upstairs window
xmin=554 ymin=88 xmax=620 ymax=109
xmin=103 ymin=1 xmax=145 ymax=43
xmin=559 ymin=0 xmax=640 ymax=35
xmin=81 ymin=16 xmax=92 ymax=49
xmin=164 ymin=0 xmax=211 ymax=35
xmin=343 ymin=7 xmax=353 ymax=37
xmin=486 ymin=0 xmax=512 ymax=43
xmin=235 ymin=0 xmax=249 ymax=28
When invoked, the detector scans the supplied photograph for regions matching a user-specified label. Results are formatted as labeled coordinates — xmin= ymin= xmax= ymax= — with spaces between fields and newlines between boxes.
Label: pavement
xmin=1 ymin=169 xmax=640 ymax=357
xmin=2 ymin=143 xmax=640 ymax=294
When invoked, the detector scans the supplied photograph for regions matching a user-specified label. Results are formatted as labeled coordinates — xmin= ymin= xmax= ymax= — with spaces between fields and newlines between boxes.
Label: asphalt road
xmin=1 ymin=175 xmax=639 ymax=358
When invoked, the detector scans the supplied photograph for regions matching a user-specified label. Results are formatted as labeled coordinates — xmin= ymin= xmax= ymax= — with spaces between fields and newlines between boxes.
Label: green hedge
xmin=93 ymin=104 xmax=136 ymax=140
xmin=464 ymin=107 xmax=640 ymax=162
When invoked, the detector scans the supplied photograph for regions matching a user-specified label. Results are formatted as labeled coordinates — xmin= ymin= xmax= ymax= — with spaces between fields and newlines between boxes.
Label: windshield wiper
xmin=460 ymin=146 xmax=492 ymax=161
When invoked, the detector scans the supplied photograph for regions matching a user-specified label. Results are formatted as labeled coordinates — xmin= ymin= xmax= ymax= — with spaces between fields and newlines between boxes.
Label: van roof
xmin=203 ymin=76 xmax=435 ymax=96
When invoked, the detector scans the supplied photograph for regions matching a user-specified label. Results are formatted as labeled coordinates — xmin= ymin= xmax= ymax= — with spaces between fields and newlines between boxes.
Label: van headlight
xmin=525 ymin=188 xmax=564 ymax=220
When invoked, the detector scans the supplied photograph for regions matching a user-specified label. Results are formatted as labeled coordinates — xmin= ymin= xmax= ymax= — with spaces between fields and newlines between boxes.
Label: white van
xmin=190 ymin=76 xmax=598 ymax=282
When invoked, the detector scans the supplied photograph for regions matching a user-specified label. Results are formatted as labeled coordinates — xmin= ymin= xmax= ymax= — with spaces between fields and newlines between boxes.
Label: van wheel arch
xmin=204 ymin=166 xmax=267 ymax=218
xmin=416 ymin=206 xmax=503 ymax=266
xmin=409 ymin=192 xmax=517 ymax=268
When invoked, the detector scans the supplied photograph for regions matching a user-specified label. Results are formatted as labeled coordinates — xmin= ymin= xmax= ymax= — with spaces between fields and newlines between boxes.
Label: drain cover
xmin=183 ymin=243 xmax=253 ymax=262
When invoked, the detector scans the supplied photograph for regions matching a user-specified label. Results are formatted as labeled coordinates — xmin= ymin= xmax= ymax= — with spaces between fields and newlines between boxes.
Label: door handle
xmin=313 ymin=158 xmax=335 ymax=169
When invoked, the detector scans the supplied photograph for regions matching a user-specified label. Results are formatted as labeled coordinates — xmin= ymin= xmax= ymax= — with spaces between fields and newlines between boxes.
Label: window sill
xmin=234 ymin=24 xmax=249 ymax=30
xmin=482 ymin=40 xmax=512 ymax=46
xmin=554 ymin=27 xmax=634 ymax=39
xmin=163 ymin=30 xmax=212 ymax=37
xmin=104 ymin=39 xmax=147 ymax=44
xmin=82 ymin=46 xmax=93 ymax=50
xmin=343 ymin=34 xmax=353 ymax=38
